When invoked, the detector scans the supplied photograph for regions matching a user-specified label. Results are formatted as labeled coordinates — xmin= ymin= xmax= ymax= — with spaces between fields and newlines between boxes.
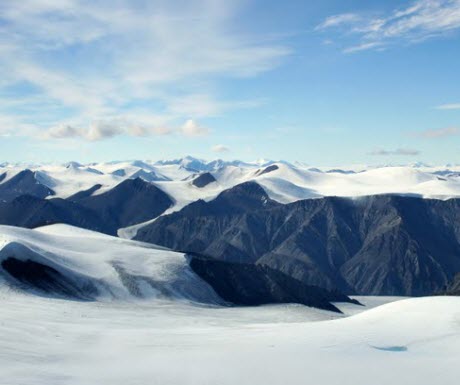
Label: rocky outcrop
xmin=192 ymin=172 xmax=216 ymax=188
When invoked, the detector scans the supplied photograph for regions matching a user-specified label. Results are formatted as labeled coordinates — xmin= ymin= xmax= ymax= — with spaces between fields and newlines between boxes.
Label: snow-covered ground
xmin=0 ymin=292 xmax=458 ymax=385
xmin=0 ymin=224 xmax=458 ymax=385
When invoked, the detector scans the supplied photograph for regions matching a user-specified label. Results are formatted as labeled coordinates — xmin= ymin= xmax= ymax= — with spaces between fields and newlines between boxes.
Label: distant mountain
xmin=0 ymin=195 xmax=108 ymax=232
xmin=155 ymin=156 xmax=262 ymax=172
xmin=70 ymin=178 xmax=174 ymax=230
xmin=135 ymin=182 xmax=460 ymax=296
xmin=0 ymin=170 xmax=55 ymax=203
xmin=129 ymin=169 xmax=170 ymax=182
xmin=0 ymin=178 xmax=174 ymax=235
xmin=154 ymin=156 xmax=212 ymax=172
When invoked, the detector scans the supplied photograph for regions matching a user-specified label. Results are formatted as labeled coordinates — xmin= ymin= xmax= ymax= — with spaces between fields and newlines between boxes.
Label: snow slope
xmin=0 ymin=292 xmax=458 ymax=385
xmin=0 ymin=224 xmax=222 ymax=304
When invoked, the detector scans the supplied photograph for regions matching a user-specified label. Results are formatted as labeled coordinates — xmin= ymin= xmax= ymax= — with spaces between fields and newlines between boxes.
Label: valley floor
xmin=0 ymin=293 xmax=459 ymax=385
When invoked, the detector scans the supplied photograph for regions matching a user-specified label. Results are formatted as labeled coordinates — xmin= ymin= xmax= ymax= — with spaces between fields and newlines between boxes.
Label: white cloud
xmin=43 ymin=118 xmax=209 ymax=141
xmin=45 ymin=124 xmax=85 ymax=139
xmin=180 ymin=119 xmax=209 ymax=137
xmin=369 ymin=148 xmax=421 ymax=156
xmin=435 ymin=103 xmax=460 ymax=110
xmin=211 ymin=144 xmax=230 ymax=153
xmin=317 ymin=0 xmax=460 ymax=52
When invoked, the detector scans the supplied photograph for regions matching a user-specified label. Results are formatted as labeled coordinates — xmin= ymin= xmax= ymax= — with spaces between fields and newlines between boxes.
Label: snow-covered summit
xmin=2 ymin=158 xmax=460 ymax=211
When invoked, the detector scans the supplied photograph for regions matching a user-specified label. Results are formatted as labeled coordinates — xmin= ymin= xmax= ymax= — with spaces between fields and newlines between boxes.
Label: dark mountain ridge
xmin=0 ymin=178 xmax=173 ymax=235
xmin=0 ymin=170 xmax=55 ymax=202
xmin=135 ymin=182 xmax=460 ymax=296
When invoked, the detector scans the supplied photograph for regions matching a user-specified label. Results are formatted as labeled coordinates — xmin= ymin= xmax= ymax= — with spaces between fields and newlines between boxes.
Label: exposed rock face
xmin=440 ymin=273 xmax=460 ymax=295
xmin=188 ymin=254 xmax=360 ymax=312
xmin=257 ymin=164 xmax=279 ymax=176
xmin=191 ymin=172 xmax=216 ymax=188
xmin=0 ymin=170 xmax=55 ymax=202
xmin=135 ymin=182 xmax=460 ymax=296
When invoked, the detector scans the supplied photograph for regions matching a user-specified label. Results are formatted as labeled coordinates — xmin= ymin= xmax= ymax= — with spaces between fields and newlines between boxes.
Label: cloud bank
xmin=44 ymin=119 xmax=208 ymax=141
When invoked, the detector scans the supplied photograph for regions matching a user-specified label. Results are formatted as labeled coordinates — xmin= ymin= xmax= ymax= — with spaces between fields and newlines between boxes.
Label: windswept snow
xmin=0 ymin=225 xmax=222 ymax=304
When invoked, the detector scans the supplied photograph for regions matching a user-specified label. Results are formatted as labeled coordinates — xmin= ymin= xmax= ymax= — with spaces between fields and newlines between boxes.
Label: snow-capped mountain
xmin=2 ymin=158 xmax=460 ymax=205
xmin=2 ymin=158 xmax=460 ymax=299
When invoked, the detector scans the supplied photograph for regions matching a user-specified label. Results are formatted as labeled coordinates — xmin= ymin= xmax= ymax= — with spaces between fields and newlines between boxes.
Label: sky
xmin=0 ymin=0 xmax=460 ymax=165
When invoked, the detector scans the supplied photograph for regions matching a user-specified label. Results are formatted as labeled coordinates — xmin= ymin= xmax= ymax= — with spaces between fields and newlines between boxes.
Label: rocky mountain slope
xmin=136 ymin=182 xmax=460 ymax=296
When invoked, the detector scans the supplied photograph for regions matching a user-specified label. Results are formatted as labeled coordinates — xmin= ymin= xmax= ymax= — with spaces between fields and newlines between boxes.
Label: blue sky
xmin=1 ymin=0 xmax=460 ymax=165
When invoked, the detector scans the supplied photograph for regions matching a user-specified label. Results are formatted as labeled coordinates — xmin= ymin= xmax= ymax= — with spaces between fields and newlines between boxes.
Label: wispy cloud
xmin=369 ymin=148 xmax=421 ymax=156
xmin=413 ymin=126 xmax=460 ymax=138
xmin=317 ymin=0 xmax=460 ymax=53
xmin=316 ymin=13 xmax=361 ymax=30
xmin=167 ymin=94 xmax=265 ymax=118
xmin=0 ymin=0 xmax=289 ymax=139
xmin=211 ymin=144 xmax=230 ymax=153
xmin=435 ymin=102 xmax=460 ymax=110
xmin=343 ymin=41 xmax=385 ymax=54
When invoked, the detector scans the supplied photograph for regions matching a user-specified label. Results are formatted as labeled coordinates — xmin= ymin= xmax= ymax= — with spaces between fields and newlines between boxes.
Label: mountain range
xmin=1 ymin=157 xmax=460 ymax=304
